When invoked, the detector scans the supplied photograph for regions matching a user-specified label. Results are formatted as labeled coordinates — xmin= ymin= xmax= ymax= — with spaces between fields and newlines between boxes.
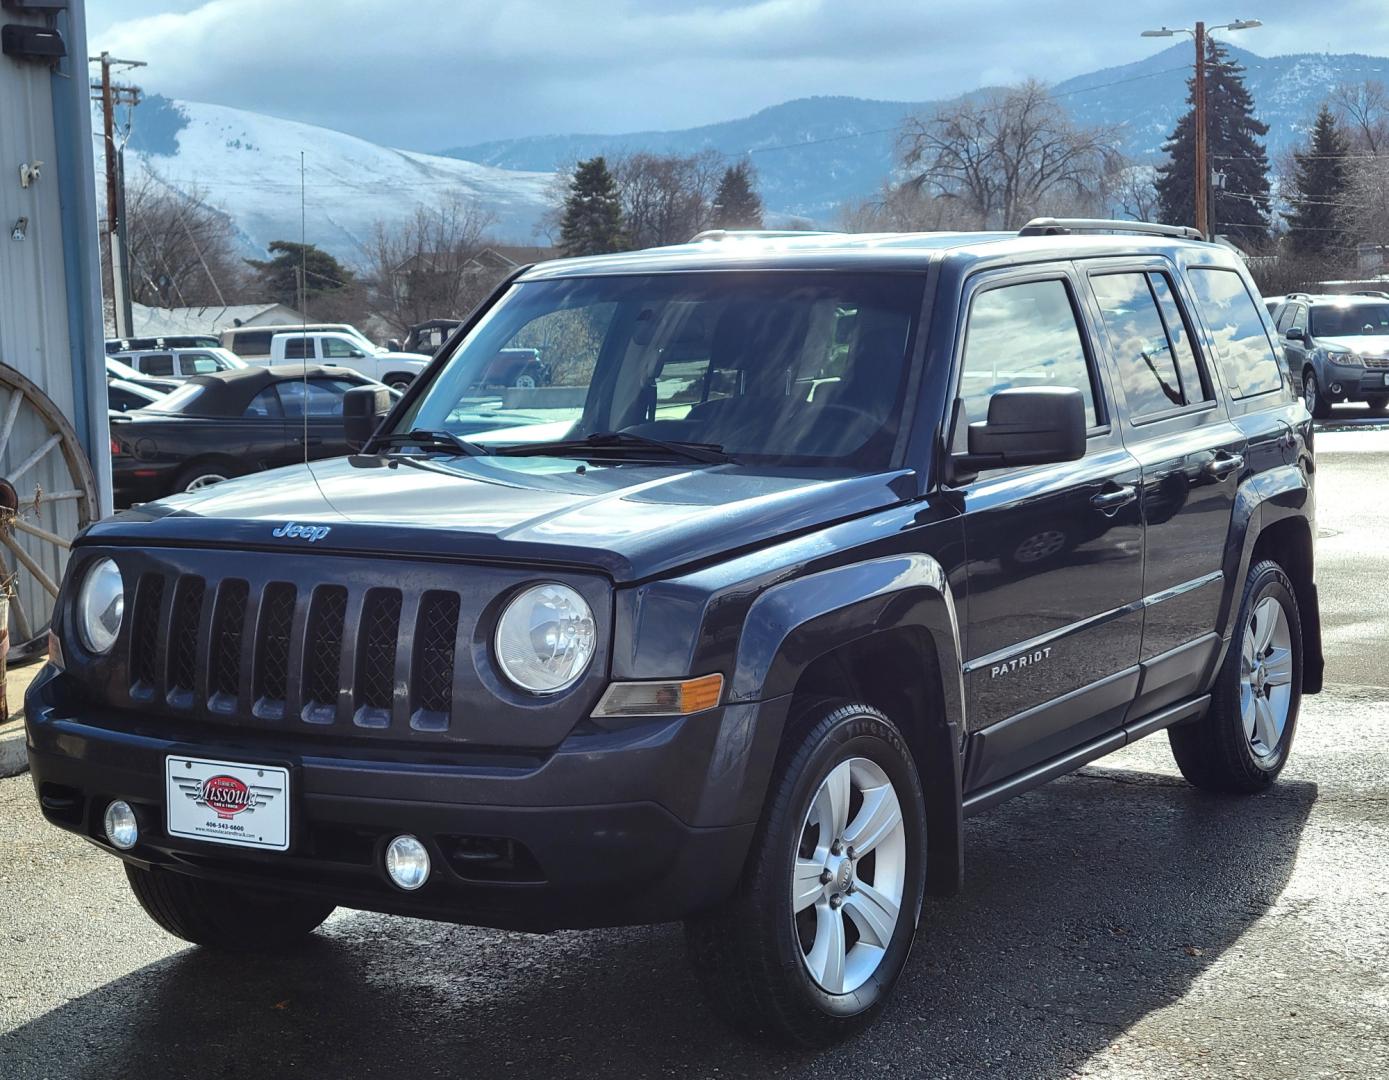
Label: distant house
xmin=1357 ymin=243 xmax=1389 ymax=278
xmin=129 ymin=302 xmax=307 ymax=339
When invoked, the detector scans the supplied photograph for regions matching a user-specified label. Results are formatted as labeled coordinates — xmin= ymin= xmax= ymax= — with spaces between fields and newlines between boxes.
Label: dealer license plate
xmin=166 ymin=756 xmax=290 ymax=851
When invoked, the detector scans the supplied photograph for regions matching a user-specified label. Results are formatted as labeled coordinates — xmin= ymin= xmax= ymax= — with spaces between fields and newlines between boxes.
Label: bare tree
xmin=1109 ymin=163 xmax=1161 ymax=223
xmin=611 ymin=150 xmax=723 ymax=248
xmin=364 ymin=193 xmax=497 ymax=333
xmin=1331 ymin=80 xmax=1389 ymax=155
xmin=898 ymin=80 xmax=1120 ymax=230
xmin=837 ymin=181 xmax=975 ymax=232
xmin=117 ymin=171 xmax=248 ymax=308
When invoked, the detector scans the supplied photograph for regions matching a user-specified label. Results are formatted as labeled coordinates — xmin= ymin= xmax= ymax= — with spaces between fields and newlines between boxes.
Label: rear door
xmin=952 ymin=266 xmax=1145 ymax=793
xmin=1081 ymin=259 xmax=1245 ymax=717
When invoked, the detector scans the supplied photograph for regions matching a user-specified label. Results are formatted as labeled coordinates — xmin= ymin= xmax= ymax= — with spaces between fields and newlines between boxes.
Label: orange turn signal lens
xmin=592 ymin=673 xmax=725 ymax=718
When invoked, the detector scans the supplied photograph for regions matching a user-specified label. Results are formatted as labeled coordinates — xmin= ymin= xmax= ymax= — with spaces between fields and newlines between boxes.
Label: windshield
xmin=143 ymin=382 xmax=207 ymax=414
xmin=401 ymin=272 xmax=923 ymax=466
xmin=1311 ymin=303 xmax=1389 ymax=338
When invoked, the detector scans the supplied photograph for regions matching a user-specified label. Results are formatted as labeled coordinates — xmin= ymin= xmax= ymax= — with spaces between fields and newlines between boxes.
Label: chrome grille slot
xmin=1363 ymin=355 xmax=1389 ymax=370
xmin=354 ymin=588 xmax=402 ymax=728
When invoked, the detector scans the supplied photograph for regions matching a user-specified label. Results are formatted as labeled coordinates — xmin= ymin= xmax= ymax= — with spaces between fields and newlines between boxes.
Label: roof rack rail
xmin=688 ymin=229 xmax=838 ymax=242
xmin=1018 ymin=217 xmax=1205 ymax=242
xmin=1353 ymin=289 xmax=1389 ymax=299
xmin=1285 ymin=291 xmax=1314 ymax=301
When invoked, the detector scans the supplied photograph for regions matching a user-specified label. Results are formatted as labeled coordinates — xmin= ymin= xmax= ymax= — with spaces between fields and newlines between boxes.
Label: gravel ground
xmin=1 ymin=425 xmax=1385 ymax=1080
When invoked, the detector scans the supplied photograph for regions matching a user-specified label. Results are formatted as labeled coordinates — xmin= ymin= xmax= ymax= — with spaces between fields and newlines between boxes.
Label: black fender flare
xmin=1215 ymin=460 xmax=1322 ymax=691
xmin=728 ymin=553 xmax=967 ymax=894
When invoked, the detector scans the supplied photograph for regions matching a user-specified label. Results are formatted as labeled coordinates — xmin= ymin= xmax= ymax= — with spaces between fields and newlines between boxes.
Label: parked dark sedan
xmin=110 ymin=364 xmax=390 ymax=505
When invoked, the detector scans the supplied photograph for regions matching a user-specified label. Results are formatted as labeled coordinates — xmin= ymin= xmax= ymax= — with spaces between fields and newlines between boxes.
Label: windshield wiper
xmin=373 ymin=429 xmax=490 ymax=457
xmin=495 ymin=430 xmax=733 ymax=464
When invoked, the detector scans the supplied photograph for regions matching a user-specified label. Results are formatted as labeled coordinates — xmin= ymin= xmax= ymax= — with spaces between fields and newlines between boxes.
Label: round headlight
xmin=77 ymin=557 xmax=124 ymax=654
xmin=494 ymin=583 xmax=596 ymax=694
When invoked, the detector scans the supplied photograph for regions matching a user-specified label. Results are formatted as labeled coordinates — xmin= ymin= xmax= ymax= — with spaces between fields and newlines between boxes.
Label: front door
xmin=950 ymin=268 xmax=1145 ymax=793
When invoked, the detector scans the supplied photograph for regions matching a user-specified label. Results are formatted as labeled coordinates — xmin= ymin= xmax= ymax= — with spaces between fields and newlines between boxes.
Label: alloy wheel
xmin=1303 ymin=372 xmax=1318 ymax=414
xmin=1240 ymin=595 xmax=1293 ymax=760
xmin=184 ymin=472 xmax=229 ymax=492
xmin=791 ymin=757 xmax=907 ymax=995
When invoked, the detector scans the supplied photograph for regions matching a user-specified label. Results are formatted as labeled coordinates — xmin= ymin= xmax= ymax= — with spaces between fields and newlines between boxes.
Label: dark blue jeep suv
xmin=27 ymin=220 xmax=1322 ymax=1045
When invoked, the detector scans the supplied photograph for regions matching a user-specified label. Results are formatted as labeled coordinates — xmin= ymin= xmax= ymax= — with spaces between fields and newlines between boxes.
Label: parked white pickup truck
xmin=266 ymin=332 xmax=430 ymax=389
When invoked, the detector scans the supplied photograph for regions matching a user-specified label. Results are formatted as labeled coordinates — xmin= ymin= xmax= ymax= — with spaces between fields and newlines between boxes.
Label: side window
xmin=1289 ymin=304 xmax=1308 ymax=335
xmin=244 ymin=387 xmax=284 ymax=418
xmin=139 ymin=354 xmax=175 ymax=376
xmin=230 ymin=331 xmax=272 ymax=356
xmin=1090 ymin=273 xmax=1186 ymax=417
xmin=1275 ymin=304 xmax=1296 ymax=333
xmin=182 ymin=353 xmax=222 ymax=375
xmin=323 ymin=336 xmax=365 ymax=359
xmin=1148 ymin=274 xmax=1211 ymax=404
xmin=958 ymin=279 xmax=1098 ymax=434
xmin=275 ymin=378 xmax=353 ymax=418
xmin=1187 ymin=268 xmax=1284 ymax=398
xmin=282 ymin=336 xmax=316 ymax=361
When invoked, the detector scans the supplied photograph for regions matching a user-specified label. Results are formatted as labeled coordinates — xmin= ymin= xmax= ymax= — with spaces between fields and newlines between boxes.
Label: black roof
xmin=160 ymin=364 xmax=371 ymax=416
xmin=516 ymin=228 xmax=1238 ymax=282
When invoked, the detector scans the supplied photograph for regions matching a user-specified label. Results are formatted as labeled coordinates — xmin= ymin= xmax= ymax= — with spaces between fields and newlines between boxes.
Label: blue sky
xmin=85 ymin=1 xmax=1389 ymax=150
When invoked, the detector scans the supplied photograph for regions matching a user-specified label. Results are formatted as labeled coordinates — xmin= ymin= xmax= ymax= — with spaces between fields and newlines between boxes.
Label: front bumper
xmin=26 ymin=666 xmax=788 ymax=931
xmin=1322 ymin=362 xmax=1389 ymax=401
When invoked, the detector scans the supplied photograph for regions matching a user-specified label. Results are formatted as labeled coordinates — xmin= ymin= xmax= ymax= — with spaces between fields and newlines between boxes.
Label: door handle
xmin=1204 ymin=451 xmax=1243 ymax=480
xmin=1090 ymin=484 xmax=1137 ymax=514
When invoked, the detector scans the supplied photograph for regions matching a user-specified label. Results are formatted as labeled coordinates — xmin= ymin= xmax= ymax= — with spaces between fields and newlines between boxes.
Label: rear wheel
xmin=384 ymin=373 xmax=415 ymax=392
xmin=1168 ymin=559 xmax=1302 ymax=793
xmin=124 ymin=864 xmax=335 ymax=950
xmin=1302 ymin=367 xmax=1331 ymax=419
xmin=174 ymin=462 xmax=236 ymax=494
xmin=686 ymin=701 xmax=926 ymax=1046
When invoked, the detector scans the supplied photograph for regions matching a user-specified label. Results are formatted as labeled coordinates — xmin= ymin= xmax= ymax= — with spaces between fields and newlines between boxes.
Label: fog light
xmin=1331 ymin=383 xmax=1343 ymax=394
xmin=385 ymin=835 xmax=430 ymax=890
xmin=104 ymin=800 xmax=138 ymax=850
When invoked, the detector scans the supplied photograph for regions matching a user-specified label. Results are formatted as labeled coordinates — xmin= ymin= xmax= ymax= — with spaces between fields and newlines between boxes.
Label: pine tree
xmin=1156 ymin=40 xmax=1271 ymax=244
xmin=1285 ymin=105 xmax=1352 ymax=256
xmin=559 ymin=157 xmax=626 ymax=257
xmin=711 ymin=161 xmax=764 ymax=229
xmin=246 ymin=241 xmax=353 ymax=308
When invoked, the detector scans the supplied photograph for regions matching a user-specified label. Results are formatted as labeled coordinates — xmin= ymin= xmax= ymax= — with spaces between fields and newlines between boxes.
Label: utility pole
xmin=1193 ymin=22 xmax=1209 ymax=240
xmin=91 ymin=52 xmax=145 ymax=339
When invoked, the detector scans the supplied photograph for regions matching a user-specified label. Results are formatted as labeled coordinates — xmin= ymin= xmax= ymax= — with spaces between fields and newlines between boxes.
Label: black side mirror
xmin=1285 ymin=327 xmax=1305 ymax=342
xmin=344 ymin=385 xmax=392 ymax=451
xmin=956 ymin=386 xmax=1086 ymax=474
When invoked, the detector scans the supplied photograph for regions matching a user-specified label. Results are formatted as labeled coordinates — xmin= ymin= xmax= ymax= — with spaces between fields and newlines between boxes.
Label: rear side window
xmin=245 ymin=387 xmax=283 ymax=418
xmin=1091 ymin=272 xmax=1212 ymax=418
xmin=229 ymin=331 xmax=273 ymax=356
xmin=181 ymin=353 xmax=223 ymax=375
xmin=139 ymin=353 xmax=175 ymax=377
xmin=958 ymin=279 xmax=1098 ymax=430
xmin=282 ymin=336 xmax=316 ymax=360
xmin=1187 ymin=268 xmax=1284 ymax=398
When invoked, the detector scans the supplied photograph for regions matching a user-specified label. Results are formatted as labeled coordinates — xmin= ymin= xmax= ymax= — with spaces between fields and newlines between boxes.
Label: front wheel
xmin=1168 ymin=559 xmax=1302 ymax=792
xmin=686 ymin=701 xmax=926 ymax=1046
xmin=1303 ymin=368 xmax=1332 ymax=419
xmin=124 ymin=864 xmax=335 ymax=949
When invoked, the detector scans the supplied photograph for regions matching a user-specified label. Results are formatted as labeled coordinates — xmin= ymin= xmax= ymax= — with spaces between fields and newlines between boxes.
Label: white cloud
xmin=84 ymin=0 xmax=1389 ymax=150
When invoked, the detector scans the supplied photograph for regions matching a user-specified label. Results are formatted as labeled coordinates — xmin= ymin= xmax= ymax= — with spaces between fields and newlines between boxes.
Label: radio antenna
xmin=300 ymin=149 xmax=309 ymax=466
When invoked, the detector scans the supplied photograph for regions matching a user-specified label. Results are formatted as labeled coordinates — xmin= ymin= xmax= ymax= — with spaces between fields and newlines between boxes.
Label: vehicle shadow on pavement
xmin=6 ymin=767 xmax=1316 ymax=1080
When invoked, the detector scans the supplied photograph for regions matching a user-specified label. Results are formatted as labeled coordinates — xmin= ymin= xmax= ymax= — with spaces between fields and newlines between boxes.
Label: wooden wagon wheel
xmin=0 ymin=363 xmax=99 ymax=659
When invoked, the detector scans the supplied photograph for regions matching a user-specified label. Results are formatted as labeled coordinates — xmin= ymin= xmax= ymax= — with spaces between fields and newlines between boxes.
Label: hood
xmin=90 ymin=454 xmax=916 ymax=582
xmin=376 ymin=350 xmax=430 ymax=364
xmin=1320 ymin=334 xmax=1389 ymax=357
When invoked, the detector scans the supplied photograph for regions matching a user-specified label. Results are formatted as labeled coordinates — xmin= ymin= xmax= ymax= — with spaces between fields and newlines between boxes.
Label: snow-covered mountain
xmin=120 ymin=97 xmax=556 ymax=264
xmin=444 ymin=44 xmax=1389 ymax=221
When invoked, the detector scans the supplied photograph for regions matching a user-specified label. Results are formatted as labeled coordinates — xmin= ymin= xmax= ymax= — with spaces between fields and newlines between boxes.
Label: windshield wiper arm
xmin=495 ymin=430 xmax=733 ymax=464
xmin=373 ymin=429 xmax=490 ymax=457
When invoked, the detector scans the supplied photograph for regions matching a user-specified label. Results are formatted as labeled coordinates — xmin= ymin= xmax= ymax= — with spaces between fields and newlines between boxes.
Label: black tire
xmin=1302 ymin=367 xmax=1332 ymax=419
xmin=173 ymin=460 xmax=238 ymax=494
xmin=685 ymin=700 xmax=927 ymax=1046
xmin=1365 ymin=395 xmax=1389 ymax=415
xmin=1168 ymin=559 xmax=1303 ymax=793
xmin=124 ymin=863 xmax=335 ymax=950
xmin=384 ymin=372 xmax=415 ymax=392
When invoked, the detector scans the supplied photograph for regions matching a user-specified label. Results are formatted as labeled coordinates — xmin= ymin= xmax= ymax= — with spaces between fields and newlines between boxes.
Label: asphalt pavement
xmin=3 ymin=416 xmax=1388 ymax=1080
